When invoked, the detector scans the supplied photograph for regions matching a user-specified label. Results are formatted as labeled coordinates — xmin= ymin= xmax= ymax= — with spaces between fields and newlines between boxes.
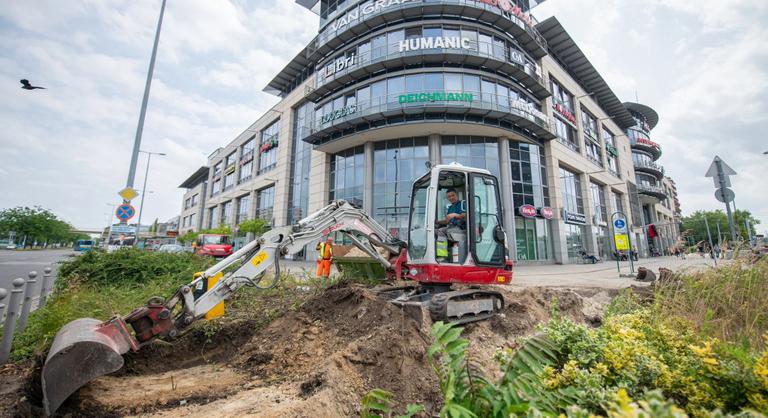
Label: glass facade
xmin=560 ymin=168 xmax=585 ymax=262
xmin=441 ymin=136 xmax=499 ymax=178
xmin=259 ymin=120 xmax=280 ymax=175
xmin=373 ymin=138 xmax=429 ymax=239
xmin=236 ymin=195 xmax=250 ymax=225
xmin=221 ymin=201 xmax=233 ymax=226
xmin=509 ymin=142 xmax=551 ymax=261
xmin=329 ymin=146 xmax=365 ymax=207
xmin=288 ymin=102 xmax=314 ymax=224
xmin=256 ymin=186 xmax=275 ymax=224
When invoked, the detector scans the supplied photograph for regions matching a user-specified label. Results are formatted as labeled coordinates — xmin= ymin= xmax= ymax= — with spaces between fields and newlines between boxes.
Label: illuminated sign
xmin=399 ymin=36 xmax=472 ymax=52
xmin=319 ymin=54 xmax=356 ymax=79
xmin=518 ymin=204 xmax=537 ymax=218
xmin=320 ymin=105 xmax=358 ymax=124
xmin=398 ymin=92 xmax=474 ymax=104
xmin=538 ymin=207 xmax=554 ymax=219
xmin=563 ymin=209 xmax=587 ymax=225
xmin=329 ymin=0 xmax=414 ymax=32
xmin=554 ymin=103 xmax=577 ymax=124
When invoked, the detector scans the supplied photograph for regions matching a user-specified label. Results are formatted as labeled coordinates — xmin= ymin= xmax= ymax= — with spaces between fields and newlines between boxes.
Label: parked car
xmin=158 ymin=244 xmax=185 ymax=253
xmin=195 ymin=234 xmax=233 ymax=258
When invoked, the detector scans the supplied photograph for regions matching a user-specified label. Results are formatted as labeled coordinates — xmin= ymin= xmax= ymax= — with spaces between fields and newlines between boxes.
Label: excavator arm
xmin=42 ymin=200 xmax=406 ymax=415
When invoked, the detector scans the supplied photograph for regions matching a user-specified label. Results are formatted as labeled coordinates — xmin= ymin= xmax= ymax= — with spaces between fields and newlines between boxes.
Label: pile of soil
xmin=0 ymin=284 xmax=617 ymax=417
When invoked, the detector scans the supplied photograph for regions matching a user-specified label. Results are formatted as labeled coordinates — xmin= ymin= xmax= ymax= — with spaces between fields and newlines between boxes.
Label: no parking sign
xmin=115 ymin=204 xmax=136 ymax=221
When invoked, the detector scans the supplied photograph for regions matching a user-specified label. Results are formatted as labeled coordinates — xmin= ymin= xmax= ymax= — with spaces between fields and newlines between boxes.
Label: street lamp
xmin=135 ymin=151 xmax=166 ymax=246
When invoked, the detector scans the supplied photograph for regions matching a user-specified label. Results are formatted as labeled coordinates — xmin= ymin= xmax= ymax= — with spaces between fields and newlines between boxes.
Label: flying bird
xmin=20 ymin=79 xmax=46 ymax=90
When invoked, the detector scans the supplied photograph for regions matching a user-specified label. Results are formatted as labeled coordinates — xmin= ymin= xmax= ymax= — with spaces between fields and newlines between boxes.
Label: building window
xmin=590 ymin=182 xmax=607 ymax=224
xmin=213 ymin=162 xmax=222 ymax=177
xmin=221 ymin=201 xmax=233 ymax=226
xmin=240 ymin=138 xmax=255 ymax=183
xmin=565 ymin=224 xmax=586 ymax=262
xmin=189 ymin=213 xmax=195 ymax=228
xmin=184 ymin=197 xmax=191 ymax=209
xmin=223 ymin=152 xmax=236 ymax=191
xmin=441 ymin=136 xmax=499 ymax=178
xmin=555 ymin=118 xmax=579 ymax=152
xmin=603 ymin=127 xmax=620 ymax=177
xmin=581 ymin=109 xmax=598 ymax=141
xmin=585 ymin=139 xmax=603 ymax=167
xmin=236 ymin=195 xmax=250 ymax=225
xmin=515 ymin=218 xmax=551 ymax=262
xmin=510 ymin=142 xmax=552 ymax=261
xmin=208 ymin=207 xmax=218 ymax=228
xmin=289 ymin=102 xmax=314 ymax=225
xmin=191 ymin=194 xmax=198 ymax=207
xmin=211 ymin=179 xmax=221 ymax=196
xmin=329 ymin=146 xmax=365 ymax=207
xmin=560 ymin=167 xmax=584 ymax=215
xmin=239 ymin=160 xmax=253 ymax=183
xmin=550 ymin=78 xmax=573 ymax=113
xmin=259 ymin=120 xmax=280 ymax=175
xmin=257 ymin=186 xmax=275 ymax=224
xmin=373 ymin=137 xmax=429 ymax=239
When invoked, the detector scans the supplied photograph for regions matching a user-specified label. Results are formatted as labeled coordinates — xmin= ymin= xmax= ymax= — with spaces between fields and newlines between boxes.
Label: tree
xmin=681 ymin=209 xmax=760 ymax=244
xmin=238 ymin=218 xmax=271 ymax=236
xmin=0 ymin=206 xmax=83 ymax=246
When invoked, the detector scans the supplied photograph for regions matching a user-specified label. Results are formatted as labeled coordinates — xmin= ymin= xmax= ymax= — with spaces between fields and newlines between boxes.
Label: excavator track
xmin=428 ymin=289 xmax=505 ymax=325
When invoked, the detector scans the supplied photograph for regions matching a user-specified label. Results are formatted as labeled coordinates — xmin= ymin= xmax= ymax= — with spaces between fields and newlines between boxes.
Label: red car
xmin=195 ymin=234 xmax=233 ymax=258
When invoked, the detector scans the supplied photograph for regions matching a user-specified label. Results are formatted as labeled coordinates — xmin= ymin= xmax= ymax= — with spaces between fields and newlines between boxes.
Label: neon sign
xmin=398 ymin=92 xmax=474 ymax=104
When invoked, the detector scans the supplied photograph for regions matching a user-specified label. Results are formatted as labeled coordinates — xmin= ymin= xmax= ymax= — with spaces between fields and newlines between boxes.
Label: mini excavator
xmin=42 ymin=163 xmax=514 ymax=415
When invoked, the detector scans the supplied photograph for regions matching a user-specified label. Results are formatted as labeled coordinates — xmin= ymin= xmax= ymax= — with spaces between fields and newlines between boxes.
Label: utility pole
xmin=715 ymin=158 xmax=738 ymax=242
xmin=126 ymin=0 xmax=167 ymax=190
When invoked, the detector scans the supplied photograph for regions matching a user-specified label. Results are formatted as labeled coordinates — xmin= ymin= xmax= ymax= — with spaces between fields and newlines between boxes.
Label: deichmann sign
xmin=399 ymin=36 xmax=472 ymax=52
xmin=563 ymin=209 xmax=587 ymax=225
xmin=398 ymin=92 xmax=474 ymax=104
xmin=321 ymin=105 xmax=359 ymax=124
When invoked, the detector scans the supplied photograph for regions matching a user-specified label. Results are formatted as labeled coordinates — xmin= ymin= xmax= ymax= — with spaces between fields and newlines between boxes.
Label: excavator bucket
xmin=42 ymin=317 xmax=138 ymax=416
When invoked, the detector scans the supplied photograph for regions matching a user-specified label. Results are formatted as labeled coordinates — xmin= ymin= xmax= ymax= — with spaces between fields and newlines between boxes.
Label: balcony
xmin=312 ymin=0 xmax=548 ymax=63
xmin=301 ymin=92 xmax=556 ymax=147
xmin=637 ymin=184 xmax=667 ymax=200
xmin=633 ymin=160 xmax=664 ymax=178
xmin=629 ymin=135 xmax=662 ymax=160
xmin=311 ymin=41 xmax=550 ymax=102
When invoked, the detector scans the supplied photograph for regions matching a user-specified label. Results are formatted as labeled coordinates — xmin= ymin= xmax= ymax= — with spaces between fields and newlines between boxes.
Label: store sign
xmin=509 ymin=49 xmax=525 ymax=65
xmin=518 ymin=204 xmax=537 ymax=218
xmin=398 ymin=92 xmax=474 ymax=104
xmin=563 ymin=209 xmax=587 ymax=225
xmin=319 ymin=54 xmax=357 ymax=79
xmin=512 ymin=99 xmax=547 ymax=121
xmin=474 ymin=0 xmax=535 ymax=30
xmin=553 ymin=103 xmax=577 ymax=124
xmin=636 ymin=137 xmax=660 ymax=149
xmin=320 ymin=105 xmax=359 ymax=124
xmin=614 ymin=234 xmax=630 ymax=251
xmin=399 ymin=36 xmax=472 ymax=52
xmin=329 ymin=0 xmax=414 ymax=32
xmin=538 ymin=206 xmax=554 ymax=220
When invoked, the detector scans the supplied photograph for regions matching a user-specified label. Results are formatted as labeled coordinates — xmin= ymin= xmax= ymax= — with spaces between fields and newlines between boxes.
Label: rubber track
xmin=428 ymin=289 xmax=505 ymax=325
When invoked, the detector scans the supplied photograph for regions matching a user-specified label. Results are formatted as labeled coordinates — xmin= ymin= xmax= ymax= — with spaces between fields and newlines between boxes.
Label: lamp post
xmin=135 ymin=151 xmax=166 ymax=246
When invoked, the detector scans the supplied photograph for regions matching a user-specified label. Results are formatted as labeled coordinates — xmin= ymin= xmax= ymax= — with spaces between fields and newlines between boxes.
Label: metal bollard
xmin=0 ymin=288 xmax=7 ymax=323
xmin=38 ymin=267 xmax=53 ymax=308
xmin=16 ymin=271 xmax=37 ymax=333
xmin=1 ymin=278 xmax=26 ymax=363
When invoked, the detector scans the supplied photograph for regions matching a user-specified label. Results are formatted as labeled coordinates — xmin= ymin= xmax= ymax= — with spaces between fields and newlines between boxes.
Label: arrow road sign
xmin=715 ymin=187 xmax=735 ymax=203
xmin=115 ymin=204 xmax=136 ymax=221
xmin=705 ymin=156 xmax=737 ymax=177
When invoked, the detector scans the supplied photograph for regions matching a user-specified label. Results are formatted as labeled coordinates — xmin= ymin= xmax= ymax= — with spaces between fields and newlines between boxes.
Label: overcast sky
xmin=1 ymin=0 xmax=766 ymax=234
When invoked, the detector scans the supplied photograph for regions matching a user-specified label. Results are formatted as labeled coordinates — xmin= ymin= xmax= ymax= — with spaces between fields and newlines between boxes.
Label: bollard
xmin=0 ymin=288 xmax=7 ymax=323
xmin=1 ymin=278 xmax=26 ymax=363
xmin=39 ymin=267 xmax=53 ymax=308
xmin=16 ymin=271 xmax=37 ymax=334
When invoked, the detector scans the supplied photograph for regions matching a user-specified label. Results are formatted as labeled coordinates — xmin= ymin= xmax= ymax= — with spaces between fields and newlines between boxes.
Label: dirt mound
xmin=1 ymin=284 xmax=617 ymax=417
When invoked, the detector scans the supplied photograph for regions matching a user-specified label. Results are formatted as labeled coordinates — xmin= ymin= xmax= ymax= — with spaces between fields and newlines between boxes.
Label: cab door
xmin=468 ymin=173 xmax=506 ymax=266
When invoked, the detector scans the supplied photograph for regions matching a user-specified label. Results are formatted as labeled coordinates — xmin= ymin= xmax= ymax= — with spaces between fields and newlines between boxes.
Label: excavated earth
xmin=0 ymin=283 xmax=617 ymax=418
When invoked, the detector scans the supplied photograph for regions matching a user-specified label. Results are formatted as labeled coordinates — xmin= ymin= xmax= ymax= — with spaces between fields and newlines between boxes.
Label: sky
xmin=0 ymin=0 xmax=766 ymax=234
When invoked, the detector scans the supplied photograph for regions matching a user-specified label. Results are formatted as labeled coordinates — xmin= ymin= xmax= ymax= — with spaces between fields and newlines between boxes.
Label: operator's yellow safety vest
xmin=318 ymin=242 xmax=333 ymax=260
xmin=436 ymin=238 xmax=448 ymax=257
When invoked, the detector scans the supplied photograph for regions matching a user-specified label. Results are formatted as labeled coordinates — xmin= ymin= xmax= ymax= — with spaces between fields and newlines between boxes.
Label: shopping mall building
xmin=178 ymin=0 xmax=680 ymax=264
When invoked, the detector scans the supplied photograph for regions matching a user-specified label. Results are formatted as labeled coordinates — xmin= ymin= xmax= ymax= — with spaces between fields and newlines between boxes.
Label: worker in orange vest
xmin=316 ymin=237 xmax=333 ymax=280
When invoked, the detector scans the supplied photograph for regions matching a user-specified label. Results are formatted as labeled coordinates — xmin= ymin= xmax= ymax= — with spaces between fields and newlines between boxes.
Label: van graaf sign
xmin=398 ymin=92 xmax=474 ymax=104
xmin=320 ymin=105 xmax=358 ymax=124
xmin=399 ymin=36 xmax=472 ymax=52
xmin=329 ymin=0 xmax=415 ymax=33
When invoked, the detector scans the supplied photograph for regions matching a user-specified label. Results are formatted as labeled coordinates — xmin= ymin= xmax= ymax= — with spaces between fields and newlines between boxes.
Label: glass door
xmin=469 ymin=174 xmax=505 ymax=266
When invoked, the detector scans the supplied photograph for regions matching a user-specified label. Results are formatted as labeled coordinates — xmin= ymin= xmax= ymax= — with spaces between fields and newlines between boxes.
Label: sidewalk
xmin=278 ymin=256 xmax=720 ymax=289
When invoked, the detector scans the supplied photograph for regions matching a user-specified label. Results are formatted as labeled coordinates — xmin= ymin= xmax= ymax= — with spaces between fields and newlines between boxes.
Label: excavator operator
xmin=437 ymin=188 xmax=466 ymax=263
xmin=438 ymin=188 xmax=466 ymax=228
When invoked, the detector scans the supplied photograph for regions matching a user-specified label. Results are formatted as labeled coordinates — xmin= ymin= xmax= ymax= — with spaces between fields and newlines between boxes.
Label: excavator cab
xmin=407 ymin=163 xmax=508 ymax=282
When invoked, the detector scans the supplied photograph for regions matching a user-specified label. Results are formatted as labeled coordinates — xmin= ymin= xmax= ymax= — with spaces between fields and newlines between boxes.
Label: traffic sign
xmin=118 ymin=187 xmax=139 ymax=201
xmin=715 ymin=187 xmax=735 ymax=203
xmin=614 ymin=234 xmax=630 ymax=251
xmin=705 ymin=156 xmax=737 ymax=178
xmin=115 ymin=204 xmax=136 ymax=221
xmin=613 ymin=218 xmax=627 ymax=233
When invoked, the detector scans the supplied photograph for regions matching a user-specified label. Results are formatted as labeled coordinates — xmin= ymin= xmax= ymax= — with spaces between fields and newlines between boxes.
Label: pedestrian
xmin=316 ymin=237 xmax=334 ymax=282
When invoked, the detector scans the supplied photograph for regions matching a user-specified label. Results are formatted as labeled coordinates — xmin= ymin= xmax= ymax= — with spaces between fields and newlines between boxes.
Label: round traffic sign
xmin=613 ymin=218 xmax=627 ymax=230
xmin=116 ymin=204 xmax=136 ymax=221
xmin=714 ymin=187 xmax=735 ymax=203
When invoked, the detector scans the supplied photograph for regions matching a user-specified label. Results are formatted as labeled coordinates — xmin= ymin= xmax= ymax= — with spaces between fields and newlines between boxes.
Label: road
xmin=0 ymin=249 xmax=72 ymax=297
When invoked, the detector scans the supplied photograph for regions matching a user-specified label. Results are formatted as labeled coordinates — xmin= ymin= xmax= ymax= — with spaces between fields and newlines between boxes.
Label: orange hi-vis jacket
xmin=318 ymin=242 xmax=333 ymax=260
